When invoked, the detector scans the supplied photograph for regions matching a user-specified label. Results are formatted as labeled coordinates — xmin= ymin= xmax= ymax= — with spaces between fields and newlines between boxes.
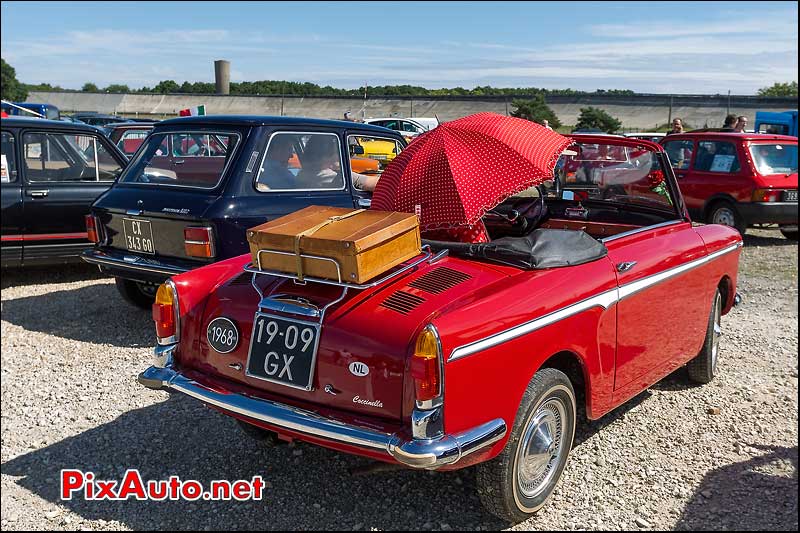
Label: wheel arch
xmin=537 ymin=350 xmax=590 ymax=419
xmin=703 ymin=194 xmax=739 ymax=221
xmin=718 ymin=275 xmax=735 ymax=314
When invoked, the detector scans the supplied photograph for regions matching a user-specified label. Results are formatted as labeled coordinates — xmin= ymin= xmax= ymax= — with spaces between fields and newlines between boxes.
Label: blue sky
xmin=1 ymin=1 xmax=797 ymax=94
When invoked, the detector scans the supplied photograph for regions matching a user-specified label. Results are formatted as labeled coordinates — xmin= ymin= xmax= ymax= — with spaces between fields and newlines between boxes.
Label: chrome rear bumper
xmin=139 ymin=348 xmax=506 ymax=469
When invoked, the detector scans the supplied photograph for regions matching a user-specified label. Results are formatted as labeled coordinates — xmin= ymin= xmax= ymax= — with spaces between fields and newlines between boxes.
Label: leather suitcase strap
xmin=293 ymin=209 xmax=365 ymax=281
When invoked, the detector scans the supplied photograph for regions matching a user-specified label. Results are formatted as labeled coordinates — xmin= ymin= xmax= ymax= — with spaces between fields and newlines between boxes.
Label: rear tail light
xmin=752 ymin=189 xmax=782 ymax=202
xmin=184 ymin=226 xmax=215 ymax=258
xmin=85 ymin=214 xmax=100 ymax=243
xmin=410 ymin=326 xmax=442 ymax=403
xmin=152 ymin=281 xmax=180 ymax=343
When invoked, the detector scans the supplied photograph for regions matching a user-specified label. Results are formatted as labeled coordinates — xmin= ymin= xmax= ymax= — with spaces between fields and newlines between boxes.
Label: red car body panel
xmin=144 ymin=135 xmax=743 ymax=472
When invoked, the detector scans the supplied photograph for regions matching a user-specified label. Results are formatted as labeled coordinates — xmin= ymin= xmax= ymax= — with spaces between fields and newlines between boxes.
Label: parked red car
xmin=139 ymin=136 xmax=742 ymax=522
xmin=661 ymin=133 xmax=798 ymax=239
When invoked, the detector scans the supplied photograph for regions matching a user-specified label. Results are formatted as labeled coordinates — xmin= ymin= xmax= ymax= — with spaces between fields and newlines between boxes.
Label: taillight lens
xmin=85 ymin=214 xmax=100 ymax=243
xmin=410 ymin=326 xmax=441 ymax=402
xmin=152 ymin=282 xmax=178 ymax=341
xmin=184 ymin=226 xmax=215 ymax=258
xmin=752 ymin=189 xmax=782 ymax=202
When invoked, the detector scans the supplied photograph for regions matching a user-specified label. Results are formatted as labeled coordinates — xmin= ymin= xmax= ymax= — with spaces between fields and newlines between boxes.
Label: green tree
xmin=757 ymin=81 xmax=798 ymax=97
xmin=153 ymin=80 xmax=180 ymax=93
xmin=104 ymin=84 xmax=130 ymax=93
xmin=574 ymin=106 xmax=622 ymax=133
xmin=1 ymin=58 xmax=28 ymax=101
xmin=510 ymin=95 xmax=562 ymax=129
xmin=82 ymin=82 xmax=99 ymax=92
xmin=23 ymin=82 xmax=64 ymax=92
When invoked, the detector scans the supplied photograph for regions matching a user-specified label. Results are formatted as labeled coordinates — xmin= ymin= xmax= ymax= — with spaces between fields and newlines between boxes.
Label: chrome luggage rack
xmin=243 ymin=245 xmax=446 ymax=322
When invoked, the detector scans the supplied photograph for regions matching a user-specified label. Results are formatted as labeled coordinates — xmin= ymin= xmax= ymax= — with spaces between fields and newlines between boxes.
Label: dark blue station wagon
xmin=82 ymin=115 xmax=406 ymax=308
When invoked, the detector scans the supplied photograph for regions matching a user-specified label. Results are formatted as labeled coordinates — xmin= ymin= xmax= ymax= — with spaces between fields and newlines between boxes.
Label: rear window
xmin=119 ymin=131 xmax=240 ymax=189
xmin=117 ymin=130 xmax=151 ymax=156
xmin=749 ymin=143 xmax=798 ymax=175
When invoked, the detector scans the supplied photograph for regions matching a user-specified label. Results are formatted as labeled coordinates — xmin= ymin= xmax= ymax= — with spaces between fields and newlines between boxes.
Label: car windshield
xmin=749 ymin=143 xmax=798 ymax=175
xmin=538 ymin=141 xmax=676 ymax=212
xmin=119 ymin=130 xmax=240 ymax=189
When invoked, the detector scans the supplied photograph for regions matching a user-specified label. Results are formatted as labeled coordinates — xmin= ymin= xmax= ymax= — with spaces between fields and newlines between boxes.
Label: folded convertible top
xmin=423 ymin=228 xmax=608 ymax=269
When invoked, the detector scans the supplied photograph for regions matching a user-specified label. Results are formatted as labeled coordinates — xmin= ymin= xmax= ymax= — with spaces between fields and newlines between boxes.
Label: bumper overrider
xmin=139 ymin=345 xmax=507 ymax=469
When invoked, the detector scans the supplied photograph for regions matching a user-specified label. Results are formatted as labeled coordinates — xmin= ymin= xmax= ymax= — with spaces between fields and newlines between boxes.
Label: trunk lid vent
xmin=228 ymin=273 xmax=253 ymax=286
xmin=380 ymin=291 xmax=426 ymax=315
xmin=407 ymin=267 xmax=472 ymax=295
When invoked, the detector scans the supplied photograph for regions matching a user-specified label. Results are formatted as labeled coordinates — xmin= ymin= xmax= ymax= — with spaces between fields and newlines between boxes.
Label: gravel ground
xmin=1 ymin=229 xmax=797 ymax=531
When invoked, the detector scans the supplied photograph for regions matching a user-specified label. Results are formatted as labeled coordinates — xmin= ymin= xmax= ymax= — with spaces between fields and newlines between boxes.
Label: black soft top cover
xmin=424 ymin=229 xmax=608 ymax=269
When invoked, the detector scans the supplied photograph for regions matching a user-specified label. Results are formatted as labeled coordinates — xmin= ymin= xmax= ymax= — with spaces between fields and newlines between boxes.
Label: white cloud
xmin=2 ymin=9 xmax=797 ymax=94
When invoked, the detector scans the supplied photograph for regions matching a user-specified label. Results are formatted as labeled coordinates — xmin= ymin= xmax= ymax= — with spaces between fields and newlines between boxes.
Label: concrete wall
xmin=27 ymin=91 xmax=798 ymax=130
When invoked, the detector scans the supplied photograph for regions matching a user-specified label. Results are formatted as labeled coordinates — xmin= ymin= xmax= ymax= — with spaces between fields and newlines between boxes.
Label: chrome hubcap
xmin=713 ymin=208 xmax=736 ymax=227
xmin=711 ymin=293 xmax=722 ymax=372
xmin=517 ymin=397 xmax=566 ymax=499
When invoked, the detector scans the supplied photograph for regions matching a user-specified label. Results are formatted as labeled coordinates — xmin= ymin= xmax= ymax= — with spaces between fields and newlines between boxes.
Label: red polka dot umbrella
xmin=372 ymin=112 xmax=572 ymax=230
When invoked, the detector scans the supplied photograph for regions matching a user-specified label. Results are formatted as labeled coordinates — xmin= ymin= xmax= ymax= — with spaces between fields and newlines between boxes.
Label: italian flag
xmin=179 ymin=105 xmax=206 ymax=117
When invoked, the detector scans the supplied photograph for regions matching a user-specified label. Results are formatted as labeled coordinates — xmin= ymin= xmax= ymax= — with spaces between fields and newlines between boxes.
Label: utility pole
xmin=668 ymin=95 xmax=673 ymax=126
xmin=727 ymin=89 xmax=731 ymax=117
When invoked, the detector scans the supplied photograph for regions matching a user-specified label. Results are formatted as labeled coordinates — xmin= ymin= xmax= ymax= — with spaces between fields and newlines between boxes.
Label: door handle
xmin=616 ymin=261 xmax=637 ymax=273
xmin=28 ymin=190 xmax=49 ymax=198
xmin=357 ymin=198 xmax=372 ymax=208
xmin=675 ymin=173 xmax=686 ymax=179
xmin=174 ymin=159 xmax=186 ymax=165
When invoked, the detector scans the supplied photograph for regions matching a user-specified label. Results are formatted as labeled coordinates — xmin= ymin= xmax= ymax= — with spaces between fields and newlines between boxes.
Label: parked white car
xmin=623 ymin=132 xmax=666 ymax=143
xmin=364 ymin=117 xmax=439 ymax=138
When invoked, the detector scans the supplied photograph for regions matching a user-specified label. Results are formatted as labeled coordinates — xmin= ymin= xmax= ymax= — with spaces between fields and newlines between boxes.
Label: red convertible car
xmin=139 ymin=135 xmax=742 ymax=522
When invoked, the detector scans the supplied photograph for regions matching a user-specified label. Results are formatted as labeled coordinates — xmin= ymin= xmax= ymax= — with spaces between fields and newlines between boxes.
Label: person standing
xmin=734 ymin=115 xmax=748 ymax=133
xmin=720 ymin=114 xmax=737 ymax=132
xmin=541 ymin=119 xmax=553 ymax=130
xmin=666 ymin=118 xmax=684 ymax=135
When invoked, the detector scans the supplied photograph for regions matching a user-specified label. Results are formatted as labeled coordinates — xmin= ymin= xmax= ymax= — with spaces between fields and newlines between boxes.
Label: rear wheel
xmin=687 ymin=289 xmax=723 ymax=384
xmin=476 ymin=368 xmax=576 ymax=523
xmin=114 ymin=277 xmax=157 ymax=309
xmin=708 ymin=201 xmax=746 ymax=235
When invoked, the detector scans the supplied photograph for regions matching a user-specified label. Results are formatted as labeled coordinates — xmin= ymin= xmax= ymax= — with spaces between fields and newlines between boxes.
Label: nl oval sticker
xmin=349 ymin=361 xmax=370 ymax=377
xmin=207 ymin=317 xmax=239 ymax=354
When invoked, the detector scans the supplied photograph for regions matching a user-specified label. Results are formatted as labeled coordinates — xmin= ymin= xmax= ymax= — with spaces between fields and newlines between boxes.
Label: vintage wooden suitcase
xmin=246 ymin=206 xmax=421 ymax=284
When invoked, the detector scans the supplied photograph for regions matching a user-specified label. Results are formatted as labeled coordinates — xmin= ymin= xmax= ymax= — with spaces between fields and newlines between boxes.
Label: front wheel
xmin=476 ymin=368 xmax=576 ymax=523
xmin=708 ymin=201 xmax=746 ymax=235
xmin=114 ymin=277 xmax=157 ymax=309
xmin=687 ymin=289 xmax=723 ymax=384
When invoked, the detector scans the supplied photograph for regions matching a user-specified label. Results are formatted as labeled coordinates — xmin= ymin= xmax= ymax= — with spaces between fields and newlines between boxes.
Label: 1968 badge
xmin=207 ymin=317 xmax=239 ymax=353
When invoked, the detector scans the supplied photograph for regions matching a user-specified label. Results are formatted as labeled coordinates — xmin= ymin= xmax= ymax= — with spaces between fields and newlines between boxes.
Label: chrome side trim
xmin=449 ymin=288 xmax=619 ymax=361
xmin=448 ymin=241 xmax=743 ymax=362
xmin=600 ymin=220 xmax=683 ymax=243
xmin=617 ymin=242 xmax=742 ymax=300
xmin=136 ymin=365 xmax=506 ymax=469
